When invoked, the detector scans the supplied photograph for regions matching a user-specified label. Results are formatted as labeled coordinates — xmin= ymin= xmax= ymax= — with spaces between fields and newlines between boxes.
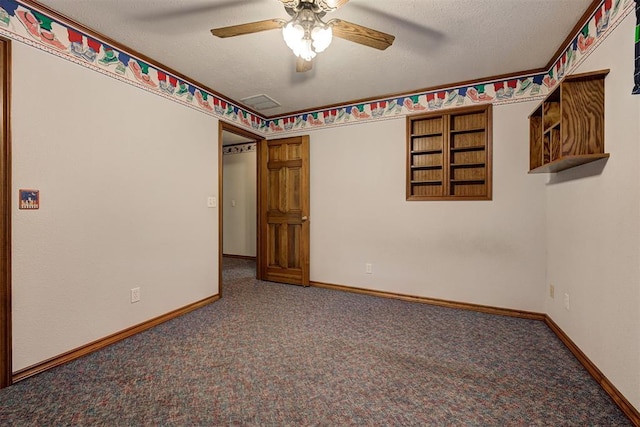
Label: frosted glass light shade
xmin=311 ymin=26 xmax=332 ymax=52
xmin=282 ymin=22 xmax=304 ymax=50
xmin=282 ymin=19 xmax=333 ymax=60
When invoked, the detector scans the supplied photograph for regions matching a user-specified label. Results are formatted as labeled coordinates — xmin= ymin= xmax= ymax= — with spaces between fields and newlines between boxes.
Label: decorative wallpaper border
xmin=2 ymin=0 xmax=264 ymax=133
xmin=263 ymin=0 xmax=635 ymax=135
xmin=223 ymin=143 xmax=257 ymax=155
xmin=3 ymin=0 xmax=634 ymax=137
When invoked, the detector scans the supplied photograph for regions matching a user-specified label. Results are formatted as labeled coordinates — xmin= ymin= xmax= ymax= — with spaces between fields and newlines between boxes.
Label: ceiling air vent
xmin=240 ymin=94 xmax=280 ymax=111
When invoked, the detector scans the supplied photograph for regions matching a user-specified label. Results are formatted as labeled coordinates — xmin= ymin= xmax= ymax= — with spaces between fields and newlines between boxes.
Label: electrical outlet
xmin=131 ymin=287 xmax=141 ymax=303
xmin=365 ymin=263 xmax=372 ymax=274
xmin=549 ymin=284 xmax=555 ymax=298
xmin=563 ymin=293 xmax=570 ymax=311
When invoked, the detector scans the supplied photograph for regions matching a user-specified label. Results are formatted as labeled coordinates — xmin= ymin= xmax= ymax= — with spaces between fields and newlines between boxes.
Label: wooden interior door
xmin=258 ymin=136 xmax=310 ymax=286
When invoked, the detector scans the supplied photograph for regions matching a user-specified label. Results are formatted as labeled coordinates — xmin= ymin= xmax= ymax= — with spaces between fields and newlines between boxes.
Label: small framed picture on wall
xmin=19 ymin=189 xmax=39 ymax=210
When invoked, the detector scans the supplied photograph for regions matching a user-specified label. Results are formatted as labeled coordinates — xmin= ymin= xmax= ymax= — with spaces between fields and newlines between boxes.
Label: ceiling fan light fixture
xmin=281 ymin=3 xmax=333 ymax=61
xmin=211 ymin=0 xmax=395 ymax=73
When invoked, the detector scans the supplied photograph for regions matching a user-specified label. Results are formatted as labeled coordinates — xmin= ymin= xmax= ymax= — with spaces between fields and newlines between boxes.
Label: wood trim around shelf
xmin=543 ymin=121 xmax=561 ymax=133
xmin=12 ymin=295 xmax=220 ymax=383
xmin=411 ymin=149 xmax=443 ymax=155
xmin=407 ymin=104 xmax=492 ymax=201
xmin=450 ymin=179 xmax=485 ymax=184
xmin=562 ymin=68 xmax=611 ymax=83
xmin=450 ymin=162 xmax=486 ymax=168
xmin=528 ymin=153 xmax=610 ymax=174
xmin=411 ymin=132 xmax=443 ymax=138
xmin=450 ymin=127 xmax=486 ymax=135
xmin=410 ymin=180 xmax=442 ymax=185
xmin=450 ymin=145 xmax=486 ymax=152
xmin=411 ymin=165 xmax=442 ymax=170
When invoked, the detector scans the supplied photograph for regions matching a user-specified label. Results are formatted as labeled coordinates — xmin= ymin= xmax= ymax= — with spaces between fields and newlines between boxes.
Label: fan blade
xmin=211 ymin=19 xmax=284 ymax=38
xmin=296 ymin=57 xmax=313 ymax=73
xmin=330 ymin=19 xmax=395 ymax=50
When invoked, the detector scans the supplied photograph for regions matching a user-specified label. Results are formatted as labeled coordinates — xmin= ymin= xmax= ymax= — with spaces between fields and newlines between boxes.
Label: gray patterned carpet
xmin=0 ymin=257 xmax=632 ymax=425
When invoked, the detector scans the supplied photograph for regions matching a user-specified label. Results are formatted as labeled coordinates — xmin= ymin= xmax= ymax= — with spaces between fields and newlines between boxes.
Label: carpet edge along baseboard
xmin=310 ymin=280 xmax=640 ymax=426
xmin=12 ymin=295 xmax=220 ymax=383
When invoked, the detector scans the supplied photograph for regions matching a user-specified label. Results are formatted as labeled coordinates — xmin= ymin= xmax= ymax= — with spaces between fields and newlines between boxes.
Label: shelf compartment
xmin=451 ymin=167 xmax=485 ymax=182
xmin=411 ymin=132 xmax=442 ymax=138
xmin=411 ymin=116 xmax=442 ymax=136
xmin=529 ymin=108 xmax=543 ymax=170
xmin=411 ymin=180 xmax=444 ymax=197
xmin=450 ymin=181 xmax=487 ymax=197
xmin=450 ymin=111 xmax=486 ymax=132
xmin=411 ymin=152 xmax=443 ymax=169
xmin=543 ymin=133 xmax=551 ymax=164
xmin=549 ymin=126 xmax=561 ymax=161
xmin=412 ymin=168 xmax=442 ymax=182
xmin=450 ymin=131 xmax=485 ymax=152
xmin=543 ymin=101 xmax=560 ymax=130
xmin=411 ymin=134 xmax=443 ymax=153
xmin=451 ymin=150 xmax=484 ymax=166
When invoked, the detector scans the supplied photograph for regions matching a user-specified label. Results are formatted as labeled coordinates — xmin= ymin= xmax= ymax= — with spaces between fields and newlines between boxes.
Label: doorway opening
xmin=218 ymin=122 xmax=262 ymax=296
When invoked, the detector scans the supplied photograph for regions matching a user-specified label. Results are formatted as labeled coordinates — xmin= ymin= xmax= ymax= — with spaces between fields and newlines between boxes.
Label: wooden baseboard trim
xmin=310 ymin=281 xmax=545 ymax=321
xmin=222 ymin=254 xmax=257 ymax=261
xmin=544 ymin=316 xmax=640 ymax=426
xmin=12 ymin=294 xmax=220 ymax=383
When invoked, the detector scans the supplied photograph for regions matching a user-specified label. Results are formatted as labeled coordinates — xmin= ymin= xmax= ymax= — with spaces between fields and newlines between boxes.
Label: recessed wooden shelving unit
xmin=529 ymin=69 xmax=609 ymax=174
xmin=407 ymin=105 xmax=492 ymax=200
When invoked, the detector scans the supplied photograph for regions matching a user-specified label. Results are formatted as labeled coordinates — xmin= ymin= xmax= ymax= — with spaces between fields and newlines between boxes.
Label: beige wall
xmin=11 ymin=44 xmax=220 ymax=371
xmin=285 ymin=12 xmax=640 ymax=412
xmin=301 ymin=104 xmax=547 ymax=312
xmin=222 ymin=150 xmax=257 ymax=257
xmin=544 ymin=13 xmax=640 ymax=410
xmin=7 ymin=2 xmax=639 ymax=414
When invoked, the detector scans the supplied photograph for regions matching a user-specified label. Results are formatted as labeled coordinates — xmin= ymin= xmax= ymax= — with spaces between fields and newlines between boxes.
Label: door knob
xmin=301 ymin=216 xmax=308 ymax=222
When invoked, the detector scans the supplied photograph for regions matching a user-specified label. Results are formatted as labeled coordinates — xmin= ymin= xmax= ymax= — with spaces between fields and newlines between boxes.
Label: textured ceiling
xmin=35 ymin=0 xmax=594 ymax=117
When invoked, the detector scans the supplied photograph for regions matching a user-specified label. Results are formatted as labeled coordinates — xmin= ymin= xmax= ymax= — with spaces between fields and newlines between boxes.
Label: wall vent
xmin=240 ymin=94 xmax=280 ymax=111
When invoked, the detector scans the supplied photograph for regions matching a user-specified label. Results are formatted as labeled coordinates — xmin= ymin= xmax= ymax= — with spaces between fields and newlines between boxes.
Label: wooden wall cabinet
xmin=407 ymin=105 xmax=492 ymax=200
xmin=529 ymin=69 xmax=609 ymax=173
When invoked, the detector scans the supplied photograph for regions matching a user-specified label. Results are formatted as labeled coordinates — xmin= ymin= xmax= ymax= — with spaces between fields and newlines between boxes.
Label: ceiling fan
xmin=210 ymin=0 xmax=395 ymax=72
